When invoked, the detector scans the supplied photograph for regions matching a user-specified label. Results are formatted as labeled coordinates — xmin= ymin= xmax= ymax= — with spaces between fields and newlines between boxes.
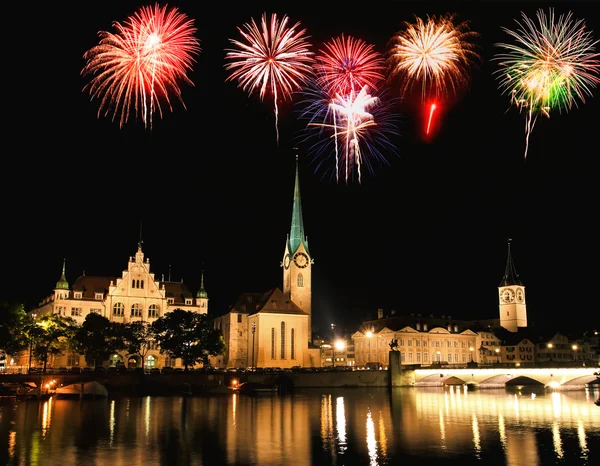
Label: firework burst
xmin=493 ymin=8 xmax=600 ymax=158
xmin=225 ymin=13 xmax=314 ymax=144
xmin=314 ymin=34 xmax=385 ymax=96
xmin=387 ymin=13 xmax=479 ymax=99
xmin=296 ymin=82 xmax=400 ymax=184
xmin=386 ymin=13 xmax=479 ymax=137
xmin=82 ymin=3 xmax=201 ymax=130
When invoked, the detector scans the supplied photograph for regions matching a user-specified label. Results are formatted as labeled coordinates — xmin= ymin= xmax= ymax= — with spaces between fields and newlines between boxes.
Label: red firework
xmin=314 ymin=34 xmax=385 ymax=96
xmin=225 ymin=12 xmax=314 ymax=143
xmin=82 ymin=3 xmax=201 ymax=129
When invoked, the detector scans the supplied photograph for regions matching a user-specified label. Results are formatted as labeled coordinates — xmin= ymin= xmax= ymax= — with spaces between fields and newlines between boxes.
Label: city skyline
xmin=4 ymin=1 xmax=598 ymax=334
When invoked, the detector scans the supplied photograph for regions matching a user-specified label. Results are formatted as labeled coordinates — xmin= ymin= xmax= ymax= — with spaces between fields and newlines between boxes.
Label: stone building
xmin=210 ymin=157 xmax=321 ymax=369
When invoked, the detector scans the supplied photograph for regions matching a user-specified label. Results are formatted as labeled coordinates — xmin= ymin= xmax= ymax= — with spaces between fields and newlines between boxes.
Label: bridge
xmin=411 ymin=366 xmax=599 ymax=390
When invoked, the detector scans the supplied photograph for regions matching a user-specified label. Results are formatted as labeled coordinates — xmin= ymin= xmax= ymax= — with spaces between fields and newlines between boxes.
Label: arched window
xmin=271 ymin=328 xmax=276 ymax=359
xmin=297 ymin=273 xmax=304 ymax=287
xmin=113 ymin=302 xmax=124 ymax=317
xmin=145 ymin=355 xmax=156 ymax=369
xmin=280 ymin=321 xmax=286 ymax=359
xmin=148 ymin=304 xmax=160 ymax=318
xmin=131 ymin=303 xmax=142 ymax=317
xmin=291 ymin=328 xmax=295 ymax=360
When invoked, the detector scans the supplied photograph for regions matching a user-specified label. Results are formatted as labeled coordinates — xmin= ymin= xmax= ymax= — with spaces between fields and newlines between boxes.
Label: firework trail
xmin=225 ymin=12 xmax=314 ymax=144
xmin=386 ymin=13 xmax=479 ymax=136
xmin=493 ymin=8 xmax=600 ymax=158
xmin=82 ymin=3 xmax=201 ymax=130
xmin=296 ymin=81 xmax=400 ymax=184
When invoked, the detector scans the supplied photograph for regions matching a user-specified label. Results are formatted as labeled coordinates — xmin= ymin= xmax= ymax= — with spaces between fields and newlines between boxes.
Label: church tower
xmin=282 ymin=154 xmax=312 ymax=342
xmin=498 ymin=238 xmax=527 ymax=332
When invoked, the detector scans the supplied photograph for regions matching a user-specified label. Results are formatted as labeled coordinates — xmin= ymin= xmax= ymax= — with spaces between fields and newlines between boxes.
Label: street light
xmin=251 ymin=322 xmax=256 ymax=369
xmin=469 ymin=346 xmax=474 ymax=363
xmin=547 ymin=343 xmax=553 ymax=363
xmin=495 ymin=348 xmax=500 ymax=365
xmin=333 ymin=340 xmax=346 ymax=369
xmin=572 ymin=344 xmax=578 ymax=362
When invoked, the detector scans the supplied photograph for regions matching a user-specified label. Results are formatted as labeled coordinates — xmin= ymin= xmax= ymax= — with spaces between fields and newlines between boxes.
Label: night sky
xmin=4 ymin=1 xmax=598 ymax=335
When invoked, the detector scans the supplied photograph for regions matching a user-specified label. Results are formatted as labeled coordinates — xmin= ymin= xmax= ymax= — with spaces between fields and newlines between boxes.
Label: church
xmin=27 ymin=156 xmax=319 ymax=371
xmin=210 ymin=157 xmax=321 ymax=369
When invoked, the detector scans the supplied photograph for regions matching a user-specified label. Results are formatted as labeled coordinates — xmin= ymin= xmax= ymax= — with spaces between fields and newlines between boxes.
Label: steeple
xmin=196 ymin=270 xmax=208 ymax=299
xmin=288 ymin=151 xmax=309 ymax=254
xmin=55 ymin=258 xmax=69 ymax=290
xmin=499 ymin=238 xmax=522 ymax=286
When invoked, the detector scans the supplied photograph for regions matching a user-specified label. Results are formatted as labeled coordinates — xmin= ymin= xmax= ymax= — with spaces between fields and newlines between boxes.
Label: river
xmin=1 ymin=386 xmax=599 ymax=465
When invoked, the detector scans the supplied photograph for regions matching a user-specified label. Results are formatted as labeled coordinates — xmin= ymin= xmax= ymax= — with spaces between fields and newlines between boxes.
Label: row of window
xmin=357 ymin=339 xmax=475 ymax=349
xmin=269 ymin=323 xmax=296 ymax=360
xmin=113 ymin=303 xmax=160 ymax=318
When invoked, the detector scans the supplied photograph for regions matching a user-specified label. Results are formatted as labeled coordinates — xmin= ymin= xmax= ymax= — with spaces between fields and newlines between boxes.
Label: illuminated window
xmin=291 ymin=329 xmax=295 ymax=359
xmin=148 ymin=304 xmax=159 ymax=318
xmin=297 ymin=273 xmax=304 ymax=287
xmin=131 ymin=303 xmax=142 ymax=317
xmin=281 ymin=322 xmax=286 ymax=358
xmin=113 ymin=303 xmax=124 ymax=317
xmin=271 ymin=328 xmax=276 ymax=359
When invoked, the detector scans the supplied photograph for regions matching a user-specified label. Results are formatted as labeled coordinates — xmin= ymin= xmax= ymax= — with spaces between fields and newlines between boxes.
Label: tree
xmin=151 ymin=309 xmax=226 ymax=370
xmin=122 ymin=320 xmax=155 ymax=369
xmin=73 ymin=313 xmax=126 ymax=367
xmin=0 ymin=301 xmax=29 ymax=358
xmin=31 ymin=314 xmax=77 ymax=373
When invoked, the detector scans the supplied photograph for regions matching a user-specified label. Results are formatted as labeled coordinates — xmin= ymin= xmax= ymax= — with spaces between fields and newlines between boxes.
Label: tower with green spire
xmin=282 ymin=153 xmax=312 ymax=342
xmin=498 ymin=238 xmax=527 ymax=332
xmin=54 ymin=258 xmax=70 ymax=300
xmin=196 ymin=270 xmax=208 ymax=311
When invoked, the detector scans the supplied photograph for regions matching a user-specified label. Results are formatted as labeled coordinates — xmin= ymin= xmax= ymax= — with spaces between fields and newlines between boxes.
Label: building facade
xmin=28 ymin=243 xmax=208 ymax=370
xmin=210 ymin=157 xmax=321 ymax=369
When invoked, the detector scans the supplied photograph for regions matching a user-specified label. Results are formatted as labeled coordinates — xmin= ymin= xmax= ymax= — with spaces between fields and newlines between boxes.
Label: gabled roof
xmin=229 ymin=288 xmax=307 ymax=316
xmin=71 ymin=276 xmax=115 ymax=299
xmin=361 ymin=314 xmax=474 ymax=334
xmin=161 ymin=281 xmax=194 ymax=304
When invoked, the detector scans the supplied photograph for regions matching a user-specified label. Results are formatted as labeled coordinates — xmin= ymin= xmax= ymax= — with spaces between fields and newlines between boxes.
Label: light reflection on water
xmin=1 ymin=386 xmax=598 ymax=465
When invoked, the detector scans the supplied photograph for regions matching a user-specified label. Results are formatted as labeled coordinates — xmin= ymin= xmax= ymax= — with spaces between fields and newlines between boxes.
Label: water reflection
xmin=1 ymin=386 xmax=598 ymax=465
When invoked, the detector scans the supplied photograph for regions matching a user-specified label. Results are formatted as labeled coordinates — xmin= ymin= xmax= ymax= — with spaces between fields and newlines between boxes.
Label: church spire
xmin=55 ymin=258 xmax=69 ymax=290
xmin=196 ymin=269 xmax=208 ymax=299
xmin=288 ymin=150 xmax=309 ymax=254
xmin=499 ymin=238 xmax=522 ymax=286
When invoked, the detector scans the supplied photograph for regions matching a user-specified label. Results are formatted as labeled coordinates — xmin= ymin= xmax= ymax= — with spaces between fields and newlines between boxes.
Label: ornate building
xmin=211 ymin=156 xmax=321 ymax=369
xmin=31 ymin=242 xmax=208 ymax=369
xmin=351 ymin=239 xmax=527 ymax=368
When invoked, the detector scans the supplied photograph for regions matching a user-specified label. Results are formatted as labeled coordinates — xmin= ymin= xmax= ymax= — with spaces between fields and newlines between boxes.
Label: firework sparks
xmin=82 ymin=3 xmax=201 ymax=130
xmin=225 ymin=12 xmax=314 ymax=144
xmin=426 ymin=103 xmax=437 ymax=135
xmin=314 ymin=34 xmax=385 ymax=96
xmin=296 ymin=82 xmax=400 ymax=184
xmin=387 ymin=13 xmax=479 ymax=135
xmin=493 ymin=8 xmax=600 ymax=158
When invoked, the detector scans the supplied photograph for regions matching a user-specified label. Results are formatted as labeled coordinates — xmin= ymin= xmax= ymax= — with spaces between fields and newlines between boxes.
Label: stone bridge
xmin=411 ymin=367 xmax=599 ymax=390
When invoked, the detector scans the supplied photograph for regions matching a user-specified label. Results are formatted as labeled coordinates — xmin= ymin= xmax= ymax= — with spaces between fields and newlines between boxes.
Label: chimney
xmin=377 ymin=308 xmax=383 ymax=319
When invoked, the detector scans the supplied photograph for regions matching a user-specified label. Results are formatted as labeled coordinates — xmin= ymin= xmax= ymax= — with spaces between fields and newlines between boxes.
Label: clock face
xmin=293 ymin=252 xmax=309 ymax=268
xmin=283 ymin=254 xmax=290 ymax=269
xmin=516 ymin=289 xmax=524 ymax=302
xmin=501 ymin=289 xmax=515 ymax=303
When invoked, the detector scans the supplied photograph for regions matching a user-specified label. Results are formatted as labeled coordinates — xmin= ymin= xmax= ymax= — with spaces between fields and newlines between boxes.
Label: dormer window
xmin=167 ymin=298 xmax=174 ymax=304
xmin=74 ymin=292 xmax=82 ymax=299
xmin=185 ymin=299 xmax=192 ymax=305
xmin=95 ymin=293 xmax=103 ymax=300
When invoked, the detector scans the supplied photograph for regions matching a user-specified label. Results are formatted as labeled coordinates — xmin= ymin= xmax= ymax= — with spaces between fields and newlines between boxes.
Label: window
xmin=95 ymin=293 xmax=103 ymax=300
xmin=148 ymin=304 xmax=159 ymax=318
xmin=131 ymin=303 xmax=142 ymax=317
xmin=113 ymin=303 xmax=124 ymax=317
xmin=90 ymin=308 xmax=102 ymax=315
xmin=145 ymin=355 xmax=156 ymax=369
xmin=74 ymin=292 xmax=82 ymax=299
xmin=70 ymin=308 xmax=82 ymax=317
xmin=185 ymin=299 xmax=192 ymax=305
xmin=297 ymin=273 xmax=304 ymax=287
xmin=167 ymin=298 xmax=174 ymax=304
xmin=165 ymin=355 xmax=175 ymax=367
xmin=291 ymin=328 xmax=295 ymax=359
xmin=237 ymin=314 xmax=242 ymax=323
xmin=424 ymin=352 xmax=428 ymax=362
xmin=271 ymin=328 xmax=276 ymax=359
xmin=423 ymin=324 xmax=428 ymax=331
xmin=67 ymin=354 xmax=80 ymax=366
xmin=280 ymin=322 xmax=286 ymax=359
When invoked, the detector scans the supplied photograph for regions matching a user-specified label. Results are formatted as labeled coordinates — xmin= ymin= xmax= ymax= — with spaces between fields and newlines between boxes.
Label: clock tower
xmin=498 ymin=238 xmax=527 ymax=332
xmin=282 ymin=153 xmax=312 ymax=342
